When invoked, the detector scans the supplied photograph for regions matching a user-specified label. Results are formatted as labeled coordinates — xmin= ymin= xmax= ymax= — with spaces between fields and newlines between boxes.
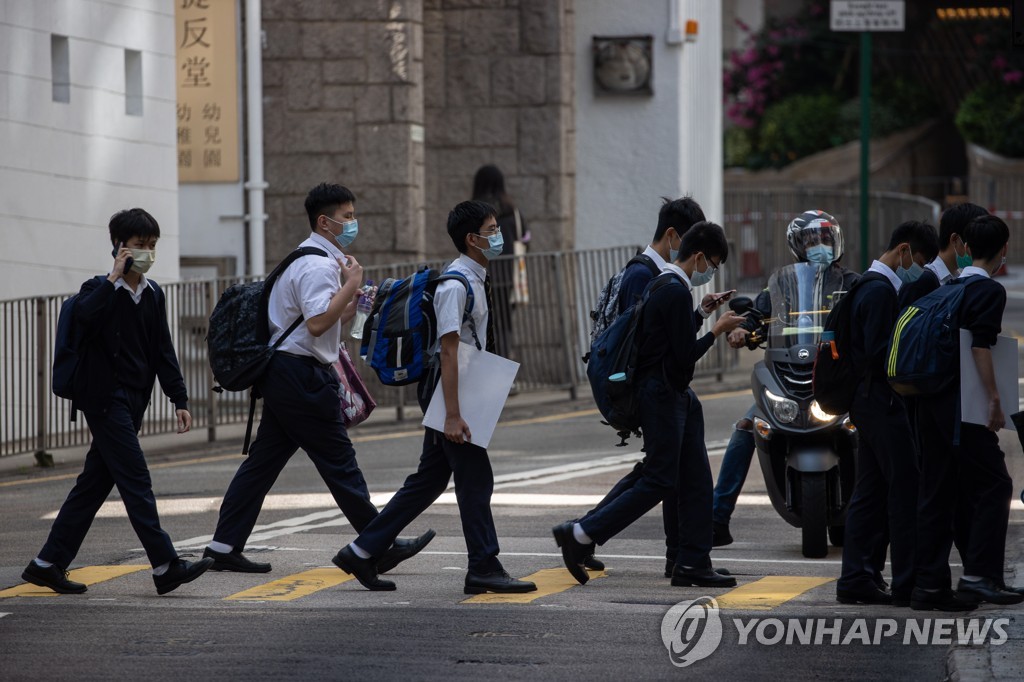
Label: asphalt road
xmin=3 ymin=383 xmax=1023 ymax=681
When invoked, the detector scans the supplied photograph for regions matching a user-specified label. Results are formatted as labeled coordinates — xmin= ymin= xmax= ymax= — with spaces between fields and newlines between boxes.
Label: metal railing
xmin=0 ymin=246 xmax=738 ymax=458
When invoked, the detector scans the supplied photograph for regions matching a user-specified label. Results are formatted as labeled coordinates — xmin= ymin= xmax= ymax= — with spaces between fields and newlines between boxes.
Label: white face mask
xmin=129 ymin=249 xmax=155 ymax=274
xmin=690 ymin=253 xmax=716 ymax=287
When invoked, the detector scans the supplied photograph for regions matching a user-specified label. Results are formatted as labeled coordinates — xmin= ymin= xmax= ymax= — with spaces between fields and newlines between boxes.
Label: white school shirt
xmin=642 ymin=245 xmax=668 ymax=272
xmin=662 ymin=262 xmax=692 ymax=290
xmin=925 ymin=257 xmax=954 ymax=284
xmin=268 ymin=232 xmax=345 ymax=365
xmin=867 ymin=260 xmax=902 ymax=292
xmin=111 ymin=273 xmax=155 ymax=305
xmin=432 ymin=254 xmax=489 ymax=353
xmin=959 ymin=265 xmax=992 ymax=280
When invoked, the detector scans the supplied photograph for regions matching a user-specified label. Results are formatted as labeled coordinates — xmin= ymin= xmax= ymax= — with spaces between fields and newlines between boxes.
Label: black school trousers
xmin=916 ymin=392 xmax=1013 ymax=588
xmin=580 ymin=377 xmax=713 ymax=570
xmin=212 ymin=353 xmax=379 ymax=550
xmin=838 ymin=380 xmax=919 ymax=597
xmin=354 ymin=375 xmax=502 ymax=574
xmin=39 ymin=387 xmax=178 ymax=569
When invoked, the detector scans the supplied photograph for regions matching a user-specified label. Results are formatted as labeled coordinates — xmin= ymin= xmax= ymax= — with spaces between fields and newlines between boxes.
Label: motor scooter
xmin=730 ymin=263 xmax=858 ymax=558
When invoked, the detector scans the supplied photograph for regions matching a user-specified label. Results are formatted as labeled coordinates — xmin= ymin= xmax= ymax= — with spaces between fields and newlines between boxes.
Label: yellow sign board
xmin=175 ymin=0 xmax=240 ymax=183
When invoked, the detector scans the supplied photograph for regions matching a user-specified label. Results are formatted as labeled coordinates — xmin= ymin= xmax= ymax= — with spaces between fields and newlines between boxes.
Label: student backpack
xmin=358 ymin=266 xmax=480 ymax=386
xmin=587 ymin=272 xmax=678 ymax=446
xmin=589 ymin=252 xmax=661 ymax=343
xmin=52 ymin=275 xmax=107 ymax=421
xmin=811 ymin=272 xmax=887 ymax=415
xmin=207 ymin=246 xmax=328 ymax=453
xmin=886 ymin=275 xmax=983 ymax=396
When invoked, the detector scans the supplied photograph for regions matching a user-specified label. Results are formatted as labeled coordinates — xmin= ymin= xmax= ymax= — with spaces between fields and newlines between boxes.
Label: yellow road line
xmin=223 ymin=567 xmax=354 ymax=601
xmin=0 ymin=565 xmax=149 ymax=598
xmin=715 ymin=575 xmax=834 ymax=610
xmin=461 ymin=567 xmax=606 ymax=604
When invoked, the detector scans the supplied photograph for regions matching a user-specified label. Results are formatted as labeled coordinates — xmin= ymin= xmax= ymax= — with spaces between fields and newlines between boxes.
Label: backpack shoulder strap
xmin=627 ymin=253 xmax=661 ymax=278
xmin=259 ymin=246 xmax=332 ymax=344
xmin=437 ymin=270 xmax=481 ymax=350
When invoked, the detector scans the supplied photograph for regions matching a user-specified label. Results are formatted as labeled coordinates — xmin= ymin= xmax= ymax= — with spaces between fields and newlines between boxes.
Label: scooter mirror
xmin=729 ymin=296 xmax=755 ymax=315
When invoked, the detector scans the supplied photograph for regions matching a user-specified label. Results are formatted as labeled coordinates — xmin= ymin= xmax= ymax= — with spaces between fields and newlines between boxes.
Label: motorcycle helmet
xmin=786 ymin=210 xmax=844 ymax=265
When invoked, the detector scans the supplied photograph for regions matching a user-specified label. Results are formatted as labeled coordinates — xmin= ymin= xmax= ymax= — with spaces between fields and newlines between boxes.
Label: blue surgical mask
xmin=954 ymin=237 xmax=972 ymax=270
xmin=669 ymin=232 xmax=680 ymax=263
xmin=325 ymin=216 xmax=359 ymax=248
xmin=806 ymin=245 xmax=833 ymax=267
xmin=689 ymin=254 xmax=716 ymax=287
xmin=475 ymin=231 xmax=504 ymax=260
xmin=897 ymin=262 xmax=924 ymax=284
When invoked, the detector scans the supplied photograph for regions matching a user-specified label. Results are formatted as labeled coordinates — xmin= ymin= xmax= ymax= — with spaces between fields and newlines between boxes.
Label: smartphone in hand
xmin=711 ymin=290 xmax=737 ymax=305
xmin=112 ymin=242 xmax=134 ymax=276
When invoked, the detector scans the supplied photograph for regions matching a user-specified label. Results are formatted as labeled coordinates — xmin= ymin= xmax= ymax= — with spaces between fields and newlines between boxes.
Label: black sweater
xmin=635 ymin=274 xmax=715 ymax=392
xmin=848 ymin=275 xmax=898 ymax=382
xmin=71 ymin=276 xmax=188 ymax=414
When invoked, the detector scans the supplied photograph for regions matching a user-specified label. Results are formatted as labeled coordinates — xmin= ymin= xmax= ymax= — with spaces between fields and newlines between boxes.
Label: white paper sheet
xmin=422 ymin=342 xmax=520 ymax=449
xmin=959 ymin=331 xmax=1019 ymax=429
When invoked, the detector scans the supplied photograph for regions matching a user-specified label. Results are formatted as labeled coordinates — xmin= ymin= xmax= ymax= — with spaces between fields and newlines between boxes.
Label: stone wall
xmin=261 ymin=0 xmax=426 ymax=268
xmin=422 ymin=0 xmax=575 ymax=258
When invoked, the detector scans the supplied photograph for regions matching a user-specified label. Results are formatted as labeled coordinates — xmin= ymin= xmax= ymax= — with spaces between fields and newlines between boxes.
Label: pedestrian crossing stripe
xmin=715 ymin=576 xmax=835 ymax=610
xmin=461 ymin=567 xmax=607 ymax=604
xmin=223 ymin=568 xmax=354 ymax=601
xmin=0 ymin=565 xmax=149 ymax=598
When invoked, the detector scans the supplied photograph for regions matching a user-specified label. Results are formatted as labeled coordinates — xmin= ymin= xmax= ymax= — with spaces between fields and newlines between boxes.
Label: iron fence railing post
xmin=553 ymin=254 xmax=578 ymax=400
xmin=206 ymin=280 xmax=218 ymax=443
xmin=34 ymin=297 xmax=49 ymax=456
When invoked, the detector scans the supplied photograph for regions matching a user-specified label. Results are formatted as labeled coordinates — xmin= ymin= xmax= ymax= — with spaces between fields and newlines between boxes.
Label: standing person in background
xmin=472 ymin=164 xmax=530 ymax=361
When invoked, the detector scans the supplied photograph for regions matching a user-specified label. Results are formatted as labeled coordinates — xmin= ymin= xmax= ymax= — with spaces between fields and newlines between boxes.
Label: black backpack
xmin=207 ymin=246 xmax=328 ymax=452
xmin=811 ymin=272 xmax=887 ymax=415
xmin=589 ymin=253 xmax=660 ymax=343
xmin=51 ymin=275 xmax=115 ymax=421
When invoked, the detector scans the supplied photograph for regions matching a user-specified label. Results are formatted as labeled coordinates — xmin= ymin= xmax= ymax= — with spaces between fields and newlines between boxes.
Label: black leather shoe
xmin=665 ymin=560 xmax=731 ymax=579
xmin=203 ymin=547 xmax=271 ymax=573
xmin=910 ymin=588 xmax=978 ymax=612
xmin=712 ymin=522 xmax=733 ymax=547
xmin=996 ymin=581 xmax=1024 ymax=596
xmin=154 ymin=558 xmax=214 ymax=595
xmin=22 ymin=561 xmax=87 ymax=594
xmin=464 ymin=570 xmax=538 ymax=594
xmin=331 ymin=546 xmax=395 ymax=591
xmin=957 ymin=578 xmax=1024 ymax=606
xmin=583 ymin=554 xmax=605 ymax=571
xmin=552 ymin=522 xmax=590 ymax=585
xmin=892 ymin=592 xmax=912 ymax=608
xmin=378 ymin=530 xmax=437 ymax=574
xmin=671 ymin=567 xmax=737 ymax=588
xmin=836 ymin=586 xmax=892 ymax=605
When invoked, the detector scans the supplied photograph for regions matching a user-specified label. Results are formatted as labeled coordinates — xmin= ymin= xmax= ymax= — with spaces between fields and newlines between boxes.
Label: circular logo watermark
xmin=661 ymin=596 xmax=723 ymax=668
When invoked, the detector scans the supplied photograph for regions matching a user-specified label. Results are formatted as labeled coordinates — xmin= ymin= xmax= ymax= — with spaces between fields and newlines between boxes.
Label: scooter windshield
xmin=766 ymin=263 xmax=847 ymax=348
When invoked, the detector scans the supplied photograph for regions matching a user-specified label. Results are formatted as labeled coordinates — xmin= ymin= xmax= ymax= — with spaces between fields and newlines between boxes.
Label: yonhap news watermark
xmin=661 ymin=597 xmax=1011 ymax=668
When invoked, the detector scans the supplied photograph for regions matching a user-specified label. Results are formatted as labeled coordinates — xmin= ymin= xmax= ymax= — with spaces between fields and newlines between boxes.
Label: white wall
xmin=574 ymin=0 xmax=723 ymax=249
xmin=0 ymin=0 xmax=179 ymax=300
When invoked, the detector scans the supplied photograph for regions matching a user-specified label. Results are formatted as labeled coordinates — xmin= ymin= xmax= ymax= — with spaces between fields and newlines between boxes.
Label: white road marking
xmin=0 ymin=613 xmax=11 ymax=619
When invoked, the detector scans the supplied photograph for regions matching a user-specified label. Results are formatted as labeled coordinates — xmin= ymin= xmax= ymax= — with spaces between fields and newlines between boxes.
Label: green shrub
xmin=956 ymin=84 xmax=1024 ymax=158
xmin=756 ymin=93 xmax=844 ymax=167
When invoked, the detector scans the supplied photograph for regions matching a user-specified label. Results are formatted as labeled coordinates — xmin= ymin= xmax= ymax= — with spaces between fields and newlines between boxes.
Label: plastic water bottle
xmin=350 ymin=280 xmax=374 ymax=340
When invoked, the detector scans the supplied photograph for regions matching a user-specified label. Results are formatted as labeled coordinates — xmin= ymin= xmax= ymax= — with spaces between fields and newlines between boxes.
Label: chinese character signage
xmin=175 ymin=0 xmax=240 ymax=182
xmin=830 ymin=1 xmax=905 ymax=32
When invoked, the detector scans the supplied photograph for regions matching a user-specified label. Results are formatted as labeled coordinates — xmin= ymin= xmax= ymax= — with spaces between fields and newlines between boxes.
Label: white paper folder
xmin=422 ymin=342 xmax=520 ymax=449
xmin=959 ymin=331 xmax=1019 ymax=429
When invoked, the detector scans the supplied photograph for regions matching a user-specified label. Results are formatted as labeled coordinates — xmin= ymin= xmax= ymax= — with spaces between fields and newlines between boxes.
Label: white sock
xmin=349 ymin=542 xmax=371 ymax=559
xmin=152 ymin=561 xmax=171 ymax=576
xmin=33 ymin=558 xmax=54 ymax=568
xmin=573 ymin=523 xmax=592 ymax=545
xmin=208 ymin=541 xmax=233 ymax=554
xmin=961 ymin=575 xmax=984 ymax=582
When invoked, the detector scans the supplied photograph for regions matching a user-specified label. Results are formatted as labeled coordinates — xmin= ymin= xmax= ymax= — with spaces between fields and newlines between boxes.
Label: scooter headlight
xmin=764 ymin=389 xmax=798 ymax=424
xmin=809 ymin=400 xmax=839 ymax=424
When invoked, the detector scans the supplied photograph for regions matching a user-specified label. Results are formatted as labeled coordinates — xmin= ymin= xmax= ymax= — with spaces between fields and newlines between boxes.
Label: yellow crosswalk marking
xmin=715 ymin=576 xmax=834 ymax=610
xmin=224 ymin=568 xmax=354 ymax=601
xmin=0 ymin=565 xmax=149 ymax=598
xmin=462 ymin=567 xmax=607 ymax=604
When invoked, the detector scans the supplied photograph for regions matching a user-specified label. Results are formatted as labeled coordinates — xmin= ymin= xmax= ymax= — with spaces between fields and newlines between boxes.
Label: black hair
xmin=939 ymin=202 xmax=988 ymax=248
xmin=109 ymin=208 xmax=160 ymax=245
xmin=447 ymin=200 xmax=497 ymax=254
xmin=654 ymin=196 xmax=706 ymax=241
xmin=677 ymin=221 xmax=728 ymax=264
xmin=963 ymin=214 xmax=1010 ymax=262
xmin=886 ymin=220 xmax=939 ymax=261
xmin=304 ymin=182 xmax=356 ymax=230
xmin=471 ymin=164 xmax=512 ymax=214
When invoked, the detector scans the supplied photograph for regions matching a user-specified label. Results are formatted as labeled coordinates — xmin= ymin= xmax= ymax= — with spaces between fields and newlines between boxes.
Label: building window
xmin=125 ymin=49 xmax=143 ymax=116
xmin=51 ymin=35 xmax=70 ymax=103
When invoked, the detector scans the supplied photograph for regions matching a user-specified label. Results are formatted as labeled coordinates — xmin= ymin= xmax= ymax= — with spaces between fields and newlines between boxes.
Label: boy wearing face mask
xmin=554 ymin=222 xmax=745 ymax=588
xmin=898 ymin=203 xmax=988 ymax=310
xmin=205 ymin=183 xmax=434 ymax=576
xmin=334 ymin=200 xmax=537 ymax=594
xmin=914 ymin=214 xmax=1023 ymax=609
xmin=835 ymin=220 xmax=939 ymax=608
xmin=21 ymin=208 xmax=214 ymax=596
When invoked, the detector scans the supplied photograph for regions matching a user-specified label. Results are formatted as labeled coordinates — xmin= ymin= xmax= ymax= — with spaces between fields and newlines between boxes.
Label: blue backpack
xmin=586 ymin=273 xmax=678 ymax=445
xmin=359 ymin=266 xmax=480 ymax=386
xmin=886 ymin=275 xmax=983 ymax=396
